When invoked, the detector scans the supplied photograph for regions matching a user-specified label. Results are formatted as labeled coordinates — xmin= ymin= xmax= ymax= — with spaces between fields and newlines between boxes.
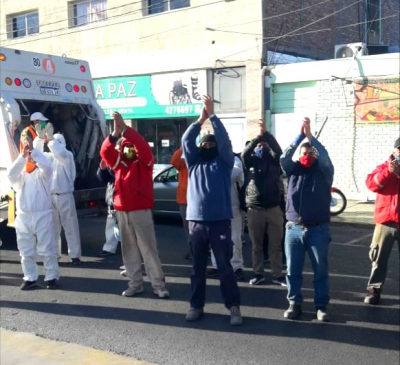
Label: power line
xmin=66 ymin=0 xmax=342 ymax=55
xmin=2 ymin=0 xmax=226 ymax=46
xmin=219 ymin=0 xmax=364 ymax=60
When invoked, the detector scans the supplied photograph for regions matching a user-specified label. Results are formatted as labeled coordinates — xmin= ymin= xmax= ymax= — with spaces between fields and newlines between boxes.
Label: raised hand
xmin=198 ymin=106 xmax=209 ymax=125
xmin=201 ymin=95 xmax=214 ymax=116
xmin=388 ymin=158 xmax=400 ymax=176
xmin=45 ymin=122 xmax=54 ymax=141
xmin=22 ymin=143 xmax=30 ymax=158
xmin=303 ymin=117 xmax=312 ymax=140
xmin=35 ymin=123 xmax=46 ymax=139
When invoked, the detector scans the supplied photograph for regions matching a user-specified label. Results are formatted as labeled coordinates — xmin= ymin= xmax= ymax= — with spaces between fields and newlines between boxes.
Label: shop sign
xmin=93 ymin=70 xmax=206 ymax=119
xmin=354 ymin=76 xmax=400 ymax=123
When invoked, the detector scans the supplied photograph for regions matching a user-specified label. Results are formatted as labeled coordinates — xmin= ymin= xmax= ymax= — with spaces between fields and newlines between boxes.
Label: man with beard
xmin=280 ymin=117 xmax=334 ymax=322
xmin=182 ymin=95 xmax=242 ymax=326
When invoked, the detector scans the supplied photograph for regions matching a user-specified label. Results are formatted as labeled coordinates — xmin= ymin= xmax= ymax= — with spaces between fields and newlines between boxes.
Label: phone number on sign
xmin=165 ymin=105 xmax=201 ymax=115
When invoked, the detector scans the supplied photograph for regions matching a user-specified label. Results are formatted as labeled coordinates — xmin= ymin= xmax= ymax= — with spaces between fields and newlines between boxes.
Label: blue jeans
xmin=189 ymin=220 xmax=241 ymax=310
xmin=285 ymin=221 xmax=331 ymax=308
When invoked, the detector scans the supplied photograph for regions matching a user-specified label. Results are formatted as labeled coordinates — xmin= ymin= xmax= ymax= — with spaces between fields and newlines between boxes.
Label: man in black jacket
xmin=242 ymin=120 xmax=285 ymax=286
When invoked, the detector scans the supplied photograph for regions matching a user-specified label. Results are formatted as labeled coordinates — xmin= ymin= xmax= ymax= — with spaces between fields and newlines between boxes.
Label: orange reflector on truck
xmin=81 ymin=86 xmax=87 ymax=93
xmin=5 ymin=77 xmax=12 ymax=85
xmin=0 ymin=54 xmax=6 ymax=61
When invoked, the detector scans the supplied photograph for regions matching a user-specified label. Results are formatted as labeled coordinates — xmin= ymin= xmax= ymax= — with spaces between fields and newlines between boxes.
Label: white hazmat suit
xmin=8 ymin=148 xmax=60 ymax=282
xmin=34 ymin=134 xmax=82 ymax=259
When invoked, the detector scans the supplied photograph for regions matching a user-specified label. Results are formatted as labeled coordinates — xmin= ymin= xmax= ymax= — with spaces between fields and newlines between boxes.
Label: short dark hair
xmin=300 ymin=142 xmax=311 ymax=149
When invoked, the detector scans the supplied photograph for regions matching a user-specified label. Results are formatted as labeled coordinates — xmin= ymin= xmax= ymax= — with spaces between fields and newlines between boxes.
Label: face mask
xmin=299 ymin=155 xmax=317 ymax=168
xmin=254 ymin=146 xmax=268 ymax=159
xmin=395 ymin=156 xmax=400 ymax=164
xmin=123 ymin=146 xmax=136 ymax=160
xmin=199 ymin=147 xmax=218 ymax=161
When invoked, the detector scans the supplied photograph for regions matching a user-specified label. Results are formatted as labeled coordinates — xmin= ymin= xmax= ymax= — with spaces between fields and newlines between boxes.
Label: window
xmin=365 ymin=0 xmax=381 ymax=44
xmin=154 ymin=167 xmax=179 ymax=183
xmin=148 ymin=0 xmax=190 ymax=15
xmin=9 ymin=12 xmax=39 ymax=38
xmin=70 ymin=0 xmax=107 ymax=27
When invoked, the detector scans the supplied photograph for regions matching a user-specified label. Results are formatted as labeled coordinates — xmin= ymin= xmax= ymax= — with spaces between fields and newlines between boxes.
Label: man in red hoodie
xmin=364 ymin=137 xmax=400 ymax=305
xmin=100 ymin=112 xmax=169 ymax=299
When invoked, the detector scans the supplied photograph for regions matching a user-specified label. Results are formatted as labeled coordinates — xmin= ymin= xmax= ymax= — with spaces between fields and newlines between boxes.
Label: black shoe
xmin=284 ymin=304 xmax=302 ymax=320
xmin=184 ymin=252 xmax=191 ymax=260
xmin=71 ymin=258 xmax=81 ymax=265
xmin=234 ymin=268 xmax=244 ymax=281
xmin=45 ymin=279 xmax=58 ymax=290
xmin=316 ymin=307 xmax=330 ymax=322
xmin=20 ymin=280 xmax=38 ymax=291
xmin=99 ymin=250 xmax=115 ymax=257
xmin=249 ymin=274 xmax=265 ymax=285
xmin=364 ymin=288 xmax=381 ymax=305
xmin=206 ymin=268 xmax=219 ymax=278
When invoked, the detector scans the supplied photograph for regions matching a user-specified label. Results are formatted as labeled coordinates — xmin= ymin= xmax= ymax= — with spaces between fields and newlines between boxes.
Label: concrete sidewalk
xmin=331 ymin=199 xmax=375 ymax=227
xmin=1 ymin=328 xmax=156 ymax=365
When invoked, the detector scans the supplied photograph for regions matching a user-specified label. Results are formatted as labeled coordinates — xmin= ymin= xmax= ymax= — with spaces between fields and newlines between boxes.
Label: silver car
xmin=153 ymin=164 xmax=180 ymax=216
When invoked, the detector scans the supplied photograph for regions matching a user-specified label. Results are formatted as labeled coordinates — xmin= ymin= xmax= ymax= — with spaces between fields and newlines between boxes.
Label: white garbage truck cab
xmin=0 ymin=47 xmax=107 ymax=229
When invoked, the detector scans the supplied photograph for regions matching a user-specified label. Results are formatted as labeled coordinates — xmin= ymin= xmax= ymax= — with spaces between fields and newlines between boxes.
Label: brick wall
xmin=263 ymin=0 xmax=400 ymax=60
xmin=314 ymin=79 xmax=399 ymax=200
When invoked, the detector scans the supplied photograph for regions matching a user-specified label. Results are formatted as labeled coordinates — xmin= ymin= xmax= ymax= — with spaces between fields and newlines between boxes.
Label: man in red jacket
xmin=100 ymin=112 xmax=169 ymax=299
xmin=364 ymin=138 xmax=400 ymax=305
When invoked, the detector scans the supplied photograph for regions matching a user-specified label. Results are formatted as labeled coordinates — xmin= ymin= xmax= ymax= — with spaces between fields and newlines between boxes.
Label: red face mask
xmin=299 ymin=155 xmax=317 ymax=168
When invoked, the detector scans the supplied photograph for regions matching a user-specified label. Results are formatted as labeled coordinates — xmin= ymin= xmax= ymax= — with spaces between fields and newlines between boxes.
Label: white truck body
xmin=0 ymin=47 xmax=107 ymax=224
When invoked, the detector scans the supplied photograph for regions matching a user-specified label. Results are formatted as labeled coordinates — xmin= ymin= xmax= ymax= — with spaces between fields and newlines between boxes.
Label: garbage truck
xmin=0 ymin=47 xmax=107 ymax=234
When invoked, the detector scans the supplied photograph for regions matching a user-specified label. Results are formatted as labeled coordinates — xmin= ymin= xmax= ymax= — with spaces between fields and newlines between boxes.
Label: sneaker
xmin=234 ymin=268 xmax=244 ymax=281
xmin=45 ymin=279 xmax=58 ymax=290
xmin=206 ymin=268 xmax=219 ymax=278
xmin=272 ymin=276 xmax=287 ymax=287
xmin=119 ymin=265 xmax=125 ymax=270
xmin=99 ymin=250 xmax=115 ymax=257
xmin=122 ymin=286 xmax=144 ymax=297
xmin=284 ymin=304 xmax=302 ymax=319
xmin=186 ymin=307 xmax=204 ymax=321
xmin=364 ymin=288 xmax=381 ymax=305
xmin=153 ymin=288 xmax=170 ymax=298
xmin=71 ymin=258 xmax=81 ymax=265
xmin=249 ymin=274 xmax=265 ymax=285
xmin=230 ymin=306 xmax=243 ymax=326
xmin=316 ymin=307 xmax=330 ymax=322
xmin=20 ymin=280 xmax=37 ymax=291
xmin=120 ymin=270 xmax=127 ymax=277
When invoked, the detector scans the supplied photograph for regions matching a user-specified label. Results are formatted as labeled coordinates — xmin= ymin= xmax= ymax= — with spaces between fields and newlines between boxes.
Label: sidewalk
xmin=331 ymin=199 xmax=375 ymax=227
xmin=1 ymin=328 xmax=156 ymax=365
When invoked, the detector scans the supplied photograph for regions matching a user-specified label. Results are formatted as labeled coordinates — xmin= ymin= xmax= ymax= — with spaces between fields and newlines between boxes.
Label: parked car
xmin=153 ymin=164 xmax=180 ymax=216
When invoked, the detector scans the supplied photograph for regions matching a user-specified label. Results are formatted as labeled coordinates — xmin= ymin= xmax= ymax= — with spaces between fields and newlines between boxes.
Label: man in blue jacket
xmin=182 ymin=95 xmax=242 ymax=326
xmin=280 ymin=117 xmax=334 ymax=322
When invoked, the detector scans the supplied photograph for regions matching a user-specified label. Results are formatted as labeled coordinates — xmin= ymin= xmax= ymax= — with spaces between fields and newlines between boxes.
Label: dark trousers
xmin=189 ymin=220 xmax=241 ymax=310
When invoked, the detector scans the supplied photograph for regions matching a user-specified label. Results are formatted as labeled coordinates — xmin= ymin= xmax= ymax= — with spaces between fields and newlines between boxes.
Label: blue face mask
xmin=254 ymin=146 xmax=268 ymax=159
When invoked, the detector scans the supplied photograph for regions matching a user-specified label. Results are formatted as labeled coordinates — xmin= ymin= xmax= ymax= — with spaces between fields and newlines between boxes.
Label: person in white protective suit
xmin=33 ymin=123 xmax=82 ymax=264
xmin=8 ymin=138 xmax=60 ymax=290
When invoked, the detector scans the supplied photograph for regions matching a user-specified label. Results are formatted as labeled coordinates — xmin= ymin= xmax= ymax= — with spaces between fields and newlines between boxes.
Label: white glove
xmin=45 ymin=122 xmax=54 ymax=140
xmin=35 ymin=123 xmax=46 ymax=139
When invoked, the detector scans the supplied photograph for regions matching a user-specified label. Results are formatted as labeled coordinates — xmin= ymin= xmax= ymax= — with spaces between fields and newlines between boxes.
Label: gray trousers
xmin=247 ymin=205 xmax=284 ymax=278
xmin=367 ymin=223 xmax=399 ymax=291
xmin=116 ymin=209 xmax=166 ymax=291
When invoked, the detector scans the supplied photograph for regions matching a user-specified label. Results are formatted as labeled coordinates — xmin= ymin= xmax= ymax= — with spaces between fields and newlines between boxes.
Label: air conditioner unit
xmin=334 ymin=43 xmax=368 ymax=59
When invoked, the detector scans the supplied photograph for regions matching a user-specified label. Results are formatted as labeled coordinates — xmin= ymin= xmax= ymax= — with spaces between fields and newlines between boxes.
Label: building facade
xmin=1 ymin=0 xmax=399 ymax=167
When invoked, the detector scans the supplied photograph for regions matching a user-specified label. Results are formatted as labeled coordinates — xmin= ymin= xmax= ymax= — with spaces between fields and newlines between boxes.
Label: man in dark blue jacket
xmin=280 ymin=117 xmax=334 ymax=322
xmin=182 ymin=95 xmax=242 ymax=326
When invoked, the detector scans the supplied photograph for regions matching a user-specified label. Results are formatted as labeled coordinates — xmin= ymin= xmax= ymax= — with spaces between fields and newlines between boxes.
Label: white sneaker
xmin=153 ymin=288 xmax=170 ymax=298
xmin=122 ymin=286 xmax=144 ymax=297
xmin=120 ymin=270 xmax=127 ymax=277
xmin=119 ymin=265 xmax=125 ymax=270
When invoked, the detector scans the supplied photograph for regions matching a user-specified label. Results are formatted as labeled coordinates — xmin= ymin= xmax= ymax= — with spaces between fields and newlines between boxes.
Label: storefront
xmin=93 ymin=70 xmax=207 ymax=167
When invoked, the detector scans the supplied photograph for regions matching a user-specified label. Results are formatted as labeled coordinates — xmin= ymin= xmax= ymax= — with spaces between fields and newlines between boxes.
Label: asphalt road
xmin=0 ymin=215 xmax=399 ymax=365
